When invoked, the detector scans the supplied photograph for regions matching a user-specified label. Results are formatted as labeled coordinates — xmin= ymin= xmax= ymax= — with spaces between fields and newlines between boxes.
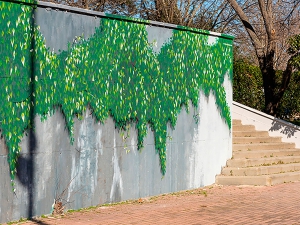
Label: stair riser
xmin=232 ymin=120 xmax=242 ymax=126
xmin=227 ymin=157 xmax=300 ymax=167
xmin=233 ymin=125 xmax=256 ymax=131
xmin=233 ymin=144 xmax=295 ymax=151
xmin=216 ymin=176 xmax=269 ymax=186
xmin=217 ymin=173 xmax=300 ymax=186
xmin=269 ymin=173 xmax=300 ymax=185
xmin=222 ymin=164 xmax=300 ymax=176
xmin=233 ymin=150 xmax=300 ymax=159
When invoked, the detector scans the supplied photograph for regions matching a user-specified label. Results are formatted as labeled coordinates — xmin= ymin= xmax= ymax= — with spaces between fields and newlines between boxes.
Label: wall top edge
xmin=233 ymin=101 xmax=300 ymax=131
xmin=0 ymin=0 xmax=234 ymax=41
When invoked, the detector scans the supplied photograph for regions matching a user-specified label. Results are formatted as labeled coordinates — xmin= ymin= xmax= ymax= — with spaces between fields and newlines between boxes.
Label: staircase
xmin=216 ymin=119 xmax=300 ymax=186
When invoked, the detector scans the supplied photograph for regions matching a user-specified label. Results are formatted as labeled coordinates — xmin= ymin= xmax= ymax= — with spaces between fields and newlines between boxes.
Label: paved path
xmin=8 ymin=182 xmax=300 ymax=225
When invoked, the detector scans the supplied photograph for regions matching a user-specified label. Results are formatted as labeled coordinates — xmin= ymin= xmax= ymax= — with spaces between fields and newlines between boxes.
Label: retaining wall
xmin=0 ymin=1 xmax=233 ymax=222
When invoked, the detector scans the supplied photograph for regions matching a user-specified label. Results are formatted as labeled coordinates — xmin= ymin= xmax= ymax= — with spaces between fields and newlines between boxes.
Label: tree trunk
xmin=227 ymin=0 xmax=295 ymax=117
xmin=261 ymin=55 xmax=293 ymax=116
xmin=262 ymin=67 xmax=278 ymax=115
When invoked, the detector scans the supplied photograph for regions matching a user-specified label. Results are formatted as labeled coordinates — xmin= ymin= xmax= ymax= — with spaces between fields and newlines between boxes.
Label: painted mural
xmin=0 ymin=0 xmax=233 ymax=188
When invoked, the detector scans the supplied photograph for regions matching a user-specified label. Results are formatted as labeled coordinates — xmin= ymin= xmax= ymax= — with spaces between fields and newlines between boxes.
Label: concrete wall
xmin=233 ymin=101 xmax=300 ymax=148
xmin=0 ymin=1 xmax=233 ymax=222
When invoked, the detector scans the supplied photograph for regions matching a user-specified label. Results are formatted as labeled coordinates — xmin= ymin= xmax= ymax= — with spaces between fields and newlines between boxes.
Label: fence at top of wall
xmin=0 ymin=0 xmax=233 ymax=187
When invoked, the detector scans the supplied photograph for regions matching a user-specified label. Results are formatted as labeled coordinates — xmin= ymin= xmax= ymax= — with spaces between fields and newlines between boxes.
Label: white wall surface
xmin=233 ymin=101 xmax=300 ymax=148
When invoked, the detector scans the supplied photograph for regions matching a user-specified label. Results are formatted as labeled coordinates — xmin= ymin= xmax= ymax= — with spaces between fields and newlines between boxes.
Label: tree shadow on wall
xmin=269 ymin=118 xmax=299 ymax=138
xmin=16 ymin=129 xmax=36 ymax=219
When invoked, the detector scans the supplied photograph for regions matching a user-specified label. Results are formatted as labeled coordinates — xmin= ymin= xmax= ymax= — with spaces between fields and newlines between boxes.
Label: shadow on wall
xmin=16 ymin=129 xmax=36 ymax=219
xmin=15 ymin=8 xmax=36 ymax=220
xmin=269 ymin=118 xmax=299 ymax=138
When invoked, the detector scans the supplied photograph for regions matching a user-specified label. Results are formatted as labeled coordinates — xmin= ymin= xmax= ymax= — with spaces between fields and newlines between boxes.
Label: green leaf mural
xmin=0 ymin=0 xmax=233 ymax=185
xmin=0 ymin=1 xmax=33 ymax=186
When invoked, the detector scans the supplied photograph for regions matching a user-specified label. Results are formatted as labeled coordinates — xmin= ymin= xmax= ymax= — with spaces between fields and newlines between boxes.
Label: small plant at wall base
xmin=0 ymin=1 xmax=233 ymax=185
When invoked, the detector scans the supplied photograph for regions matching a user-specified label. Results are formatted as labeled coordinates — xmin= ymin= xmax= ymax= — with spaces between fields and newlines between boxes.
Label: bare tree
xmin=139 ymin=0 xmax=235 ymax=31
xmin=42 ymin=0 xmax=235 ymax=32
xmin=226 ymin=0 xmax=300 ymax=115
xmin=45 ymin=0 xmax=137 ymax=16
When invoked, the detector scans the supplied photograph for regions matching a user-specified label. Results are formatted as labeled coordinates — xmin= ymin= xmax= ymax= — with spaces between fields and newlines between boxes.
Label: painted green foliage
xmin=0 ymin=1 xmax=233 ymax=183
xmin=0 ymin=1 xmax=33 ymax=184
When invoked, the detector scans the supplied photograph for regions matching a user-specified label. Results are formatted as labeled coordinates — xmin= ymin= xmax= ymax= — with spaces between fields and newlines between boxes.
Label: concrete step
xmin=233 ymin=125 xmax=256 ymax=132
xmin=221 ymin=163 xmax=300 ymax=176
xmin=216 ymin=171 xmax=300 ymax=186
xmin=233 ymin=131 xmax=270 ymax=137
xmin=269 ymin=171 xmax=300 ymax=185
xmin=233 ymin=142 xmax=295 ymax=151
xmin=232 ymin=120 xmax=242 ymax=125
xmin=227 ymin=155 xmax=300 ymax=168
xmin=233 ymin=149 xmax=300 ymax=159
xmin=233 ymin=136 xmax=282 ymax=144
xmin=216 ymin=175 xmax=270 ymax=186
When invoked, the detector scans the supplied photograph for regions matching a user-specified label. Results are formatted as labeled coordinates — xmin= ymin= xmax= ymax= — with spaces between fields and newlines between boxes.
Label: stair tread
xmin=227 ymin=155 xmax=300 ymax=168
xmin=233 ymin=149 xmax=300 ymax=153
xmin=222 ymin=163 xmax=300 ymax=176
xmin=233 ymin=136 xmax=281 ymax=139
xmin=216 ymin=171 xmax=300 ymax=186
xmin=233 ymin=137 xmax=282 ymax=143
xmin=233 ymin=150 xmax=300 ymax=159
xmin=233 ymin=131 xmax=274 ymax=137
xmin=230 ymin=155 xmax=300 ymax=162
xmin=224 ymin=162 xmax=300 ymax=170
xmin=234 ymin=142 xmax=295 ymax=146
xmin=218 ymin=170 xmax=300 ymax=178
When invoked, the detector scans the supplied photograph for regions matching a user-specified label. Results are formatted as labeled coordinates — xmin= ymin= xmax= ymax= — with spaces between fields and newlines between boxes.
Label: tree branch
xmin=226 ymin=0 xmax=263 ymax=56
xmin=258 ymin=0 xmax=273 ymax=41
